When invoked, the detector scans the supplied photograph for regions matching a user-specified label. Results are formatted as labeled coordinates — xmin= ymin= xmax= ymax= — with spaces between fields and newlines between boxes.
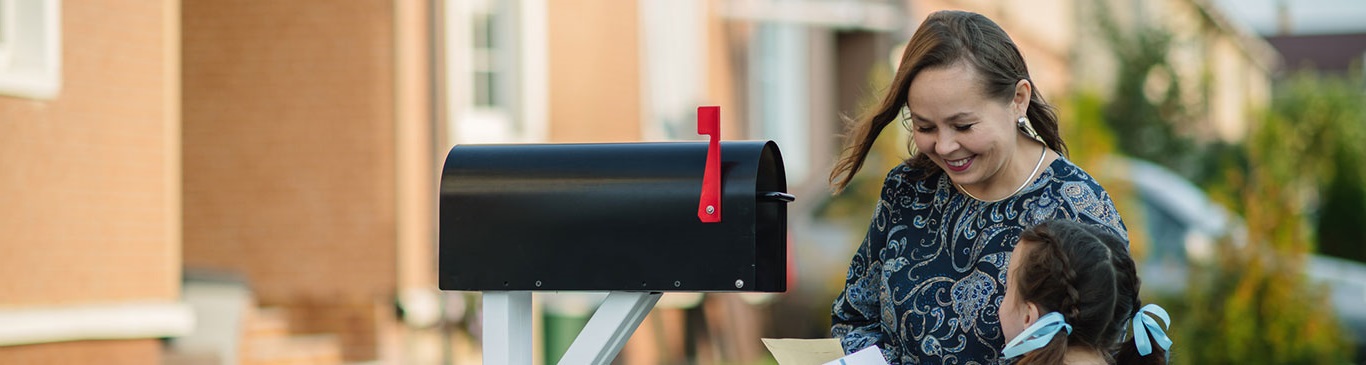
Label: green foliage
xmin=1317 ymin=148 xmax=1366 ymax=262
xmin=1270 ymin=72 xmax=1366 ymax=263
xmin=1176 ymin=234 xmax=1352 ymax=364
xmin=1094 ymin=3 xmax=1203 ymax=178
xmin=1178 ymin=139 xmax=1355 ymax=363
xmin=1060 ymin=92 xmax=1119 ymax=164
xmin=1089 ymin=3 xmax=1361 ymax=360
xmin=1173 ymin=71 xmax=1364 ymax=363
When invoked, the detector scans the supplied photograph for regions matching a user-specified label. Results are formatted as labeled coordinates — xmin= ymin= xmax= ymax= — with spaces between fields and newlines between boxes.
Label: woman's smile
xmin=944 ymin=156 xmax=974 ymax=172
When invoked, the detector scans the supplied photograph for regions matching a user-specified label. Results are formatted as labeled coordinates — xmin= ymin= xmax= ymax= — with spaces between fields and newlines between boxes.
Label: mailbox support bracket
xmin=481 ymin=291 xmax=662 ymax=365
xmin=558 ymin=291 xmax=663 ymax=365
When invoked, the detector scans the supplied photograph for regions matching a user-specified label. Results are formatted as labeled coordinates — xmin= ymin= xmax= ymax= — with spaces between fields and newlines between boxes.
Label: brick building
xmin=0 ymin=0 xmax=188 ymax=363
xmin=1 ymin=0 xmax=434 ymax=363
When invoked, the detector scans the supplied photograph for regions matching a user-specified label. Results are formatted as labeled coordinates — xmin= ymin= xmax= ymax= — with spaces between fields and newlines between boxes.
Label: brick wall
xmin=0 ymin=340 xmax=161 ymax=365
xmin=181 ymin=0 xmax=397 ymax=305
xmin=0 ymin=0 xmax=179 ymax=309
xmin=0 ymin=1 xmax=179 ymax=363
xmin=276 ymin=298 xmax=391 ymax=361
xmin=547 ymin=0 xmax=644 ymax=142
xmin=181 ymin=0 xmax=402 ymax=361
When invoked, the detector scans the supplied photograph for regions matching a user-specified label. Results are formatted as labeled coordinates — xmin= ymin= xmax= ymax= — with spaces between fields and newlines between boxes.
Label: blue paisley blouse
xmin=830 ymin=156 xmax=1128 ymax=364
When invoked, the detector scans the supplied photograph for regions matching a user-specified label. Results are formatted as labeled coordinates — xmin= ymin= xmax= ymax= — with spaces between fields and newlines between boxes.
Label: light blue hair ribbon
xmin=1002 ymin=312 xmax=1072 ymax=359
xmin=1132 ymin=303 xmax=1173 ymax=356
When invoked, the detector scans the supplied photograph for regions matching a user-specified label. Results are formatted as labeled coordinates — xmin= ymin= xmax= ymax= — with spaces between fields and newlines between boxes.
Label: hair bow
xmin=1132 ymin=304 xmax=1173 ymax=356
xmin=1002 ymin=312 xmax=1072 ymax=359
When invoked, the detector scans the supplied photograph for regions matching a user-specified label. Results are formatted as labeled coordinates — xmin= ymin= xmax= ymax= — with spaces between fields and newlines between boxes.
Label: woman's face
xmin=999 ymin=239 xmax=1039 ymax=341
xmin=906 ymin=62 xmax=1029 ymax=192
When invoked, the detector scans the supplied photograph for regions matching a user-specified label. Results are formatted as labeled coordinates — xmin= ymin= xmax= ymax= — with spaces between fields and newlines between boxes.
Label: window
xmin=447 ymin=0 xmax=547 ymax=144
xmin=471 ymin=9 xmax=499 ymax=108
xmin=0 ymin=0 xmax=61 ymax=99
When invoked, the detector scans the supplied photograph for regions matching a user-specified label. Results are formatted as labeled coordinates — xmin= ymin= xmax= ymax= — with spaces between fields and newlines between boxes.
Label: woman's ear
xmin=1013 ymin=79 xmax=1032 ymax=116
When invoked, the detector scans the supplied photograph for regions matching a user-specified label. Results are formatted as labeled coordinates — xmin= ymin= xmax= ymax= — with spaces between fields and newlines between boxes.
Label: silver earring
xmin=1018 ymin=116 xmax=1044 ymax=142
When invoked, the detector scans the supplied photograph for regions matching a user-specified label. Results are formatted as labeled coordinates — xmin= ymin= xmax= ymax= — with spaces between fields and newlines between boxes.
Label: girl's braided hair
xmin=1012 ymin=220 xmax=1166 ymax=365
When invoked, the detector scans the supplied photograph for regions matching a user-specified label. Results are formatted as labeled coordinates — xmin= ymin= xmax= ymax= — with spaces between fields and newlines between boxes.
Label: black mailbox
xmin=439 ymin=139 xmax=790 ymax=292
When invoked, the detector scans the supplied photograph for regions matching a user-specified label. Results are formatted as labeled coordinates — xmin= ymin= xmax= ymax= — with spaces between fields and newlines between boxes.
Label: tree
xmin=1176 ymin=71 xmax=1362 ymax=364
xmin=1088 ymin=3 xmax=1359 ymax=361
xmin=1093 ymin=3 xmax=1203 ymax=179
xmin=1273 ymin=72 xmax=1366 ymax=263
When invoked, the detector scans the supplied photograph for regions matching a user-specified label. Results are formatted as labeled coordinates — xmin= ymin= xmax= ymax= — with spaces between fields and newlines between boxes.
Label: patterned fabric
xmin=831 ymin=157 xmax=1128 ymax=364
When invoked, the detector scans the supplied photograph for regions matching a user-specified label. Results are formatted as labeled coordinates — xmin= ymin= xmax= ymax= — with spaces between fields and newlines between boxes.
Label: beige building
xmin=1072 ymin=0 xmax=1278 ymax=143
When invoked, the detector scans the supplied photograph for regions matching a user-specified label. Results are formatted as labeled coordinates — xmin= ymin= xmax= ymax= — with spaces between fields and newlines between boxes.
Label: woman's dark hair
xmin=1014 ymin=220 xmax=1167 ymax=365
xmin=829 ymin=10 xmax=1066 ymax=192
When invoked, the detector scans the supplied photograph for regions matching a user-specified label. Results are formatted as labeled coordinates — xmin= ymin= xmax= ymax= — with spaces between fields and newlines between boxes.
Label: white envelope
xmin=761 ymin=338 xmax=890 ymax=365
xmin=822 ymin=345 xmax=890 ymax=365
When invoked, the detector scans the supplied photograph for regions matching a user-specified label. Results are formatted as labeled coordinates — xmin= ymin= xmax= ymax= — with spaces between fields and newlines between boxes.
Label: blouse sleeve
xmin=830 ymin=169 xmax=899 ymax=356
xmin=1055 ymin=178 xmax=1130 ymax=246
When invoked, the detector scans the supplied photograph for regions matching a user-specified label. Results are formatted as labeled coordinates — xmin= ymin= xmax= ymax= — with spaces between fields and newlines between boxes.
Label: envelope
xmin=761 ymin=338 xmax=890 ymax=365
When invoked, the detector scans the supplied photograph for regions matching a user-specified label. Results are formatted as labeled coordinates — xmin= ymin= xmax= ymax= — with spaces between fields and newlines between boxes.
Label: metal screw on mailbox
xmin=734 ymin=279 xmax=744 ymax=288
xmin=674 ymin=281 xmax=681 ymax=288
xmin=535 ymin=280 xmax=542 ymax=287
xmin=706 ymin=205 xmax=715 ymax=215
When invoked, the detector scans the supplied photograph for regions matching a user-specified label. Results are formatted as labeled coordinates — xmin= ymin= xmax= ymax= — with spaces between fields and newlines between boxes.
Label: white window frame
xmin=447 ymin=0 xmax=547 ymax=144
xmin=0 ymin=0 xmax=62 ymax=100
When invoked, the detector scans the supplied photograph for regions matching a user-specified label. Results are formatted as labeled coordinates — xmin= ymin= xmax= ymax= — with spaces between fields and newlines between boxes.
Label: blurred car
xmin=1099 ymin=156 xmax=1366 ymax=355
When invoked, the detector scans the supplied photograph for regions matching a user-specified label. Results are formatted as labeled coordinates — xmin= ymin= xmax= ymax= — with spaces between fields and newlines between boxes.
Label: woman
xmin=829 ymin=10 xmax=1129 ymax=363
xmin=1000 ymin=220 xmax=1170 ymax=365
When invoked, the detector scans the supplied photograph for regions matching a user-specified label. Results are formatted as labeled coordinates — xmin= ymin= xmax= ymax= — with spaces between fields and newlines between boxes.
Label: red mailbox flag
xmin=697 ymin=106 xmax=721 ymax=223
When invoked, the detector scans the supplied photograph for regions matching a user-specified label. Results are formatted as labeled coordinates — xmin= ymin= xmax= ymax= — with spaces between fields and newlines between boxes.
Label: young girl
xmin=999 ymin=220 xmax=1172 ymax=364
